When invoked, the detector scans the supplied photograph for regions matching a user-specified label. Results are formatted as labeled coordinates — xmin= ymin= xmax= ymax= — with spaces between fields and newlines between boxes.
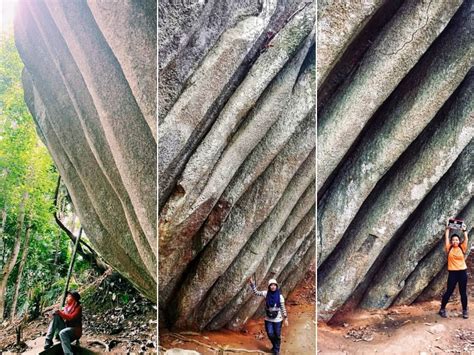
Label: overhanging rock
xmin=14 ymin=0 xmax=157 ymax=301
xmin=317 ymin=0 xmax=473 ymax=321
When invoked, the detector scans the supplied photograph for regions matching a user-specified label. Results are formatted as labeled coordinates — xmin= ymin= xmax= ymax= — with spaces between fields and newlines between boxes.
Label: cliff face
xmin=159 ymin=0 xmax=315 ymax=330
xmin=317 ymin=0 xmax=473 ymax=321
xmin=14 ymin=0 xmax=157 ymax=301
xmin=14 ymin=0 xmax=468 ymax=330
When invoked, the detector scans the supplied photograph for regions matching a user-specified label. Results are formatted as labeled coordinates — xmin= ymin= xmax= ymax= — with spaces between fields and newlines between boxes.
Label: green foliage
xmin=81 ymin=273 xmax=139 ymax=314
xmin=120 ymin=293 xmax=130 ymax=304
xmin=0 ymin=34 xmax=57 ymax=233
xmin=0 ymin=31 xmax=88 ymax=319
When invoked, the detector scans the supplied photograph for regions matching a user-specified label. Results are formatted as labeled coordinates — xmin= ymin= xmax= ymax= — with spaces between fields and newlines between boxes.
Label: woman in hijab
xmin=249 ymin=276 xmax=288 ymax=355
xmin=44 ymin=290 xmax=82 ymax=354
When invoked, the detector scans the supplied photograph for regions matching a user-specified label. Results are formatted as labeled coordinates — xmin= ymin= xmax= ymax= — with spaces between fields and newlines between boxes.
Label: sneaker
xmin=463 ymin=310 xmax=469 ymax=319
xmin=44 ymin=341 xmax=53 ymax=350
xmin=439 ymin=309 xmax=447 ymax=318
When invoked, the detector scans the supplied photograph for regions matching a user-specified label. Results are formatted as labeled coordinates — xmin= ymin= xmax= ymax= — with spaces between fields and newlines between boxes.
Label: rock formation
xmin=14 ymin=0 xmax=157 ymax=301
xmin=159 ymin=0 xmax=315 ymax=330
xmin=15 ymin=0 xmax=469 ymax=329
xmin=317 ymin=0 xmax=473 ymax=321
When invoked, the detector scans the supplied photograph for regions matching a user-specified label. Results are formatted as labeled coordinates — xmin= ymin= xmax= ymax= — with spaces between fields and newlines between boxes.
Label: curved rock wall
xmin=317 ymin=0 xmax=473 ymax=321
xmin=14 ymin=0 xmax=468 ymax=329
xmin=159 ymin=0 xmax=315 ymax=330
xmin=14 ymin=0 xmax=157 ymax=301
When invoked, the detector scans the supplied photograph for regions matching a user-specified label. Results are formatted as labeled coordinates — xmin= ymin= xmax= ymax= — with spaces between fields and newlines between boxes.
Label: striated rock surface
xmin=159 ymin=0 xmax=315 ymax=330
xmin=318 ymin=0 xmax=473 ymax=321
xmin=14 ymin=0 xmax=157 ymax=300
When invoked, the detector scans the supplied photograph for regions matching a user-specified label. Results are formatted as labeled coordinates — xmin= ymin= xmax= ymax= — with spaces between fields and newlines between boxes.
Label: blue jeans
xmin=45 ymin=314 xmax=77 ymax=355
xmin=265 ymin=320 xmax=282 ymax=353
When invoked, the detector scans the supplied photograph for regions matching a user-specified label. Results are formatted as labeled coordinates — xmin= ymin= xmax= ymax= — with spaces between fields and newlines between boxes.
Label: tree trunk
xmin=0 ymin=192 xmax=28 ymax=322
xmin=61 ymin=228 xmax=82 ymax=307
xmin=10 ymin=218 xmax=33 ymax=320
xmin=69 ymin=213 xmax=77 ymax=237
xmin=53 ymin=231 xmax=60 ymax=266
xmin=0 ymin=207 xmax=7 ymax=268
xmin=53 ymin=176 xmax=105 ymax=272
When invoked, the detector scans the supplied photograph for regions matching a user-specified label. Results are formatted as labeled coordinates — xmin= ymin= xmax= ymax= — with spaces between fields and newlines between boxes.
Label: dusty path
xmin=159 ymin=269 xmax=316 ymax=354
xmin=318 ymin=300 xmax=474 ymax=354
xmin=0 ymin=320 xmax=156 ymax=354
xmin=160 ymin=303 xmax=315 ymax=355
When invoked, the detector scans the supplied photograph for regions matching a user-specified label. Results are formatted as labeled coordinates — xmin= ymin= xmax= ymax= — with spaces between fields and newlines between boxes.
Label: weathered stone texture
xmin=318 ymin=0 xmax=473 ymax=321
xmin=159 ymin=0 xmax=315 ymax=330
xmin=317 ymin=0 xmax=385 ymax=88
xmin=317 ymin=0 xmax=463 ymax=193
xmin=15 ymin=0 xmax=156 ymax=301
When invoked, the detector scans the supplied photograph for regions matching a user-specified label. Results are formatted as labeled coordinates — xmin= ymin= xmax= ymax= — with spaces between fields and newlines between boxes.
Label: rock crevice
xmin=159 ymin=0 xmax=316 ymax=330
xmin=317 ymin=0 xmax=473 ymax=321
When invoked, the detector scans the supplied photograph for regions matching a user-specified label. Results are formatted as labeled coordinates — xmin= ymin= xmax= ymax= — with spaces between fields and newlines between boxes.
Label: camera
xmin=448 ymin=218 xmax=464 ymax=230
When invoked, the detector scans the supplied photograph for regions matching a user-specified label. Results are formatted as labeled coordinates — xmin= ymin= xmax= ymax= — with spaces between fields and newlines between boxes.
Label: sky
xmin=1 ymin=0 xmax=19 ymax=35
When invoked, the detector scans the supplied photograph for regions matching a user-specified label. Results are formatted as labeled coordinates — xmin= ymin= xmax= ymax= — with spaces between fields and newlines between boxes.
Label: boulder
xmin=317 ymin=0 xmax=473 ymax=321
xmin=317 ymin=0 xmax=463 ymax=192
xmin=159 ymin=1 xmax=316 ymax=330
xmin=15 ymin=0 xmax=156 ymax=300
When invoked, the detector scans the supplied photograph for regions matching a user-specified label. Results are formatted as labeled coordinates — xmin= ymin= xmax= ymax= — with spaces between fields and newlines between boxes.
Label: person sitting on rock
xmin=439 ymin=220 xmax=469 ymax=319
xmin=248 ymin=276 xmax=288 ymax=355
xmin=44 ymin=290 xmax=83 ymax=354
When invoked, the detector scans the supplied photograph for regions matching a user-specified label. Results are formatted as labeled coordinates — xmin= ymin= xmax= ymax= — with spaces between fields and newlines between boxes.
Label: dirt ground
xmin=318 ymin=299 xmax=474 ymax=354
xmin=0 ymin=314 xmax=157 ymax=354
xmin=159 ymin=269 xmax=316 ymax=355
xmin=0 ymin=272 xmax=157 ymax=354
xmin=159 ymin=303 xmax=314 ymax=355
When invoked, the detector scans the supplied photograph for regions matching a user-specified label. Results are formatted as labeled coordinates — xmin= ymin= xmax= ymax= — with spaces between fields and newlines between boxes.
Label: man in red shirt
xmin=44 ymin=290 xmax=82 ymax=354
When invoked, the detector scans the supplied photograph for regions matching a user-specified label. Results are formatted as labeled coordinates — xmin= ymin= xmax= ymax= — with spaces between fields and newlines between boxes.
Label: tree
xmin=0 ymin=192 xmax=27 ymax=321
xmin=0 ymin=32 xmax=62 ymax=320
xmin=10 ymin=216 xmax=32 ymax=319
